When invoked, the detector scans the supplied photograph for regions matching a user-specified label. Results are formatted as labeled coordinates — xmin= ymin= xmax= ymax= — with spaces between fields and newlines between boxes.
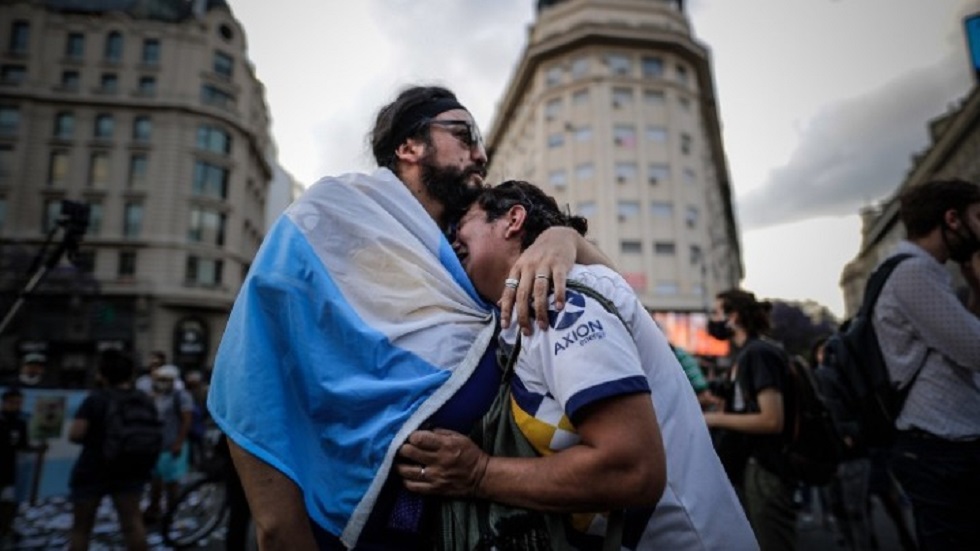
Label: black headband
xmin=390 ymin=97 xmax=467 ymax=151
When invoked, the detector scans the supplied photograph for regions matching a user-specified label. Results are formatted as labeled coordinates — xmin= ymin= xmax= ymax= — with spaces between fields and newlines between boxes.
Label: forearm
xmin=705 ymin=410 xmax=782 ymax=434
xmin=477 ymin=444 xmax=659 ymax=513
xmin=228 ymin=439 xmax=317 ymax=548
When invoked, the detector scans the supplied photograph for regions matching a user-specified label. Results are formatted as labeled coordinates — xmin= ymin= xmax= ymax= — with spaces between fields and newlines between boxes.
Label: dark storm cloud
xmin=735 ymin=56 xmax=972 ymax=230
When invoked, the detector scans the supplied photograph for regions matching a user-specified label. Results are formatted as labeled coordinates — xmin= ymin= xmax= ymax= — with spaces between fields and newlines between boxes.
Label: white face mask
xmin=19 ymin=373 xmax=42 ymax=386
xmin=153 ymin=380 xmax=175 ymax=393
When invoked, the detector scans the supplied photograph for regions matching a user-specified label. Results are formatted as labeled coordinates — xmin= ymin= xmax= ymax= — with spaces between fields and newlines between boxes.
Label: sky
xmin=228 ymin=0 xmax=978 ymax=318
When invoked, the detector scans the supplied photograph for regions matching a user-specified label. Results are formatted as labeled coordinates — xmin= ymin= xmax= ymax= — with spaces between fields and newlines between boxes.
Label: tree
xmin=768 ymin=300 xmax=838 ymax=363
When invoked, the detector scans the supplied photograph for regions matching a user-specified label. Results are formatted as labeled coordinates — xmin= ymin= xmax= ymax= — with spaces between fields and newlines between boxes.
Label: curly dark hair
xmin=899 ymin=178 xmax=980 ymax=238
xmin=474 ymin=180 xmax=587 ymax=250
xmin=716 ymin=289 xmax=772 ymax=338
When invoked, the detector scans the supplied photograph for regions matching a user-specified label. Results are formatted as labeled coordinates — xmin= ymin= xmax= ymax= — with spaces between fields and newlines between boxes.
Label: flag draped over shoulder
xmin=208 ymin=168 xmax=494 ymax=547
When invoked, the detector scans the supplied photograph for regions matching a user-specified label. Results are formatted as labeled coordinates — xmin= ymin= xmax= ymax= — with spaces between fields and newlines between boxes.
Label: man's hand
xmin=499 ymin=227 xmax=577 ymax=335
xmin=396 ymin=429 xmax=489 ymax=498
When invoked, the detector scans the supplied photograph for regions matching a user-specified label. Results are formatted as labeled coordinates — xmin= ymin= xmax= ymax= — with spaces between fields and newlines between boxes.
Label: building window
xmin=644 ymin=89 xmax=665 ymax=105
xmin=611 ymin=87 xmax=633 ymax=107
xmin=104 ymin=31 xmax=123 ymax=62
xmin=685 ymin=206 xmax=700 ymax=228
xmin=193 ymin=160 xmax=229 ymax=199
xmin=0 ymin=106 xmax=20 ymax=135
xmin=544 ymin=98 xmax=561 ymax=121
xmin=678 ymin=96 xmax=691 ymax=111
xmin=690 ymin=245 xmax=702 ymax=266
xmin=573 ymin=125 xmax=592 ymax=142
xmin=0 ymin=146 xmax=12 ymax=184
xmin=617 ymin=201 xmax=640 ymax=221
xmin=681 ymin=133 xmax=692 ymax=155
xmin=654 ymin=242 xmax=676 ymax=255
xmin=615 ymin=162 xmax=637 ymax=183
xmin=650 ymin=201 xmax=673 ymax=218
xmin=648 ymin=163 xmax=670 ymax=184
xmin=196 ymin=125 xmax=231 ymax=155
xmin=186 ymin=256 xmax=223 ymax=286
xmin=572 ymin=89 xmax=589 ymax=105
xmin=201 ymin=85 xmax=234 ymax=108
xmin=100 ymin=73 xmax=118 ymax=94
xmin=87 ymin=202 xmax=102 ymax=236
xmin=94 ymin=114 xmax=114 ymax=139
xmin=620 ymin=240 xmax=643 ymax=254
xmin=575 ymin=163 xmax=594 ymax=181
xmin=54 ymin=112 xmax=74 ymax=139
xmin=9 ymin=21 xmax=29 ymax=54
xmin=123 ymin=202 xmax=143 ymax=238
xmin=43 ymin=199 xmax=62 ymax=233
xmin=613 ymin=125 xmax=636 ymax=148
xmin=132 ymin=116 xmax=151 ymax=142
xmin=571 ymin=57 xmax=589 ymax=79
xmin=138 ymin=76 xmax=156 ymax=96
xmin=577 ymin=201 xmax=597 ymax=218
xmin=545 ymin=65 xmax=563 ymax=87
xmin=655 ymin=281 xmax=679 ymax=295
xmin=188 ymin=207 xmax=226 ymax=245
xmin=141 ymin=39 xmax=160 ymax=65
xmin=118 ymin=251 xmax=136 ymax=277
xmin=61 ymin=70 xmax=80 ymax=91
xmin=606 ymin=54 xmax=631 ymax=75
xmin=642 ymin=56 xmax=664 ymax=78
xmin=645 ymin=125 xmax=668 ymax=142
xmin=88 ymin=152 xmax=110 ymax=188
xmin=0 ymin=65 xmax=25 ymax=85
xmin=213 ymin=51 xmax=233 ymax=78
xmin=0 ymin=197 xmax=6 ymax=234
xmin=65 ymin=32 xmax=84 ymax=59
xmin=676 ymin=64 xmax=689 ymax=85
xmin=547 ymin=133 xmax=564 ymax=149
xmin=548 ymin=170 xmax=567 ymax=189
xmin=48 ymin=150 xmax=70 ymax=187
xmin=128 ymin=154 xmax=147 ymax=187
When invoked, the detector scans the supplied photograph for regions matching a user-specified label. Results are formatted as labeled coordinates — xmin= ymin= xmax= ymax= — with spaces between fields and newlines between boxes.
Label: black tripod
xmin=0 ymin=200 xmax=90 ymax=336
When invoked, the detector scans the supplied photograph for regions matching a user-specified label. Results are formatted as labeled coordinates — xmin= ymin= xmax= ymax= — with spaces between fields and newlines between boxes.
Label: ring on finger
xmin=504 ymin=277 xmax=520 ymax=289
xmin=419 ymin=466 xmax=426 ymax=481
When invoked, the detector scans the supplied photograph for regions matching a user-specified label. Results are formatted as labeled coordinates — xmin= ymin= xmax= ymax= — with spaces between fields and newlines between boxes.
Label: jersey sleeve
xmin=522 ymin=286 xmax=650 ymax=423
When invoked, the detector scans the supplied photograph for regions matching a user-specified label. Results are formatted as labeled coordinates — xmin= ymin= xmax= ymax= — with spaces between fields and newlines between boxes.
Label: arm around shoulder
xmin=228 ymin=439 xmax=318 ymax=549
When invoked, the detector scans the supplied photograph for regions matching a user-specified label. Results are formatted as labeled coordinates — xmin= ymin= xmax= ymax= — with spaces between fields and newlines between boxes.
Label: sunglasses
xmin=425 ymin=119 xmax=484 ymax=150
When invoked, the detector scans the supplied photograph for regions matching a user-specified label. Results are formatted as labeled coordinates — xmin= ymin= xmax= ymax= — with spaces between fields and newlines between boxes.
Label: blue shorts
xmin=153 ymin=443 xmax=190 ymax=483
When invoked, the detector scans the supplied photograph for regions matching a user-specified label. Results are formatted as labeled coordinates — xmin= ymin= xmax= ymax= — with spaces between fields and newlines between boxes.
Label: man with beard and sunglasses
xmin=208 ymin=85 xmax=610 ymax=549
xmin=873 ymin=178 xmax=980 ymax=550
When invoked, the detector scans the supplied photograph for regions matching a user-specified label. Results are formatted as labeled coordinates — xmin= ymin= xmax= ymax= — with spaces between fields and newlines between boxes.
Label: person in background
xmin=670 ymin=343 xmax=720 ymax=409
xmin=142 ymin=364 xmax=194 ymax=523
xmin=15 ymin=353 xmax=50 ymax=388
xmin=703 ymin=289 xmax=796 ymax=551
xmin=67 ymin=350 xmax=150 ymax=551
xmin=135 ymin=351 xmax=184 ymax=395
xmin=0 ymin=388 xmax=45 ymax=545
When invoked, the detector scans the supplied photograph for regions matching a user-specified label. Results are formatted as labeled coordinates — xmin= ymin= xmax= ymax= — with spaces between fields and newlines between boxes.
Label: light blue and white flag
xmin=208 ymin=168 xmax=494 ymax=546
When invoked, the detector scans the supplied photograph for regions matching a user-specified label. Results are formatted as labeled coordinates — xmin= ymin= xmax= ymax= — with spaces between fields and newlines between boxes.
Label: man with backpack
xmin=68 ymin=349 xmax=161 ymax=551
xmin=142 ymin=364 xmax=194 ymax=523
xmin=873 ymin=179 xmax=980 ymax=550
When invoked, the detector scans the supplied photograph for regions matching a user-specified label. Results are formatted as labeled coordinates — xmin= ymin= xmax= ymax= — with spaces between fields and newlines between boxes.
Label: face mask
xmin=945 ymin=220 xmax=980 ymax=263
xmin=153 ymin=380 xmax=174 ymax=393
xmin=707 ymin=319 xmax=734 ymax=341
xmin=19 ymin=373 xmax=42 ymax=386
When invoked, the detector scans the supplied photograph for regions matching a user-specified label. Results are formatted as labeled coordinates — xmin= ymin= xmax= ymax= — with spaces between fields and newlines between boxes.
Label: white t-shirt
xmin=501 ymin=265 xmax=757 ymax=550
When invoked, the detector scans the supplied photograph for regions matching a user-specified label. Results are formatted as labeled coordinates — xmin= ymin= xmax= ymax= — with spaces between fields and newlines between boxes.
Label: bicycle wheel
xmin=161 ymin=476 xmax=228 ymax=548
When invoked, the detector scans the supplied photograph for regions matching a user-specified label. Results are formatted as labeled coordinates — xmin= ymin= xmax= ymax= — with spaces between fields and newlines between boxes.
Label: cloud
xmin=735 ymin=55 xmax=973 ymax=230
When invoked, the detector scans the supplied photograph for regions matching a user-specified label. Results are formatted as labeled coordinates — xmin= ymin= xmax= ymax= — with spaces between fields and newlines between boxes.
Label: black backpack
xmin=102 ymin=388 xmax=164 ymax=475
xmin=782 ymin=354 xmax=843 ymax=485
xmin=821 ymin=253 xmax=914 ymax=451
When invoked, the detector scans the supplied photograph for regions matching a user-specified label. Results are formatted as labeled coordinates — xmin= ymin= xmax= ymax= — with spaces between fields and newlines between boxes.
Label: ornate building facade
xmin=0 ymin=0 xmax=272 ymax=382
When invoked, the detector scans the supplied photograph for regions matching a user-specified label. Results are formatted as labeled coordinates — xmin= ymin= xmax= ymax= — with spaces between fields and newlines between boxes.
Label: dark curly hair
xmin=475 ymin=180 xmax=588 ymax=250
xmin=716 ymin=289 xmax=772 ymax=338
xmin=899 ymin=178 xmax=980 ymax=239
xmin=370 ymin=85 xmax=458 ymax=170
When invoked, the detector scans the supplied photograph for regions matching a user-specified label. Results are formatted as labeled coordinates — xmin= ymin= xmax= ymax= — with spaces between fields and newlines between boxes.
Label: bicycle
xmin=160 ymin=427 xmax=230 ymax=548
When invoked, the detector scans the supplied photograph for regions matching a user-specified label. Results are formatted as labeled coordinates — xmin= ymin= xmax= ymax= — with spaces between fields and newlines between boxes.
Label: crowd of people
xmin=205 ymin=84 xmax=979 ymax=551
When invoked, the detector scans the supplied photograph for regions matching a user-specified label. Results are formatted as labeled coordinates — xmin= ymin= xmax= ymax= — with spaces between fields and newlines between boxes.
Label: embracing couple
xmin=208 ymin=85 xmax=757 ymax=550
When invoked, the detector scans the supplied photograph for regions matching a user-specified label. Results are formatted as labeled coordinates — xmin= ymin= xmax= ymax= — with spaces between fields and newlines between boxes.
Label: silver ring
xmin=534 ymin=273 xmax=550 ymax=280
xmin=419 ymin=466 xmax=426 ymax=481
xmin=504 ymin=277 xmax=519 ymax=289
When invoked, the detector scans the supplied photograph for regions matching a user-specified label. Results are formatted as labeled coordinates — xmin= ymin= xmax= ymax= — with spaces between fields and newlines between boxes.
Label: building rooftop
xmin=43 ymin=0 xmax=229 ymax=22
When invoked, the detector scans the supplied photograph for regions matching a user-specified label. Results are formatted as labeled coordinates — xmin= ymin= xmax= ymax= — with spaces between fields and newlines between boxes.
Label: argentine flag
xmin=208 ymin=168 xmax=494 ymax=547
